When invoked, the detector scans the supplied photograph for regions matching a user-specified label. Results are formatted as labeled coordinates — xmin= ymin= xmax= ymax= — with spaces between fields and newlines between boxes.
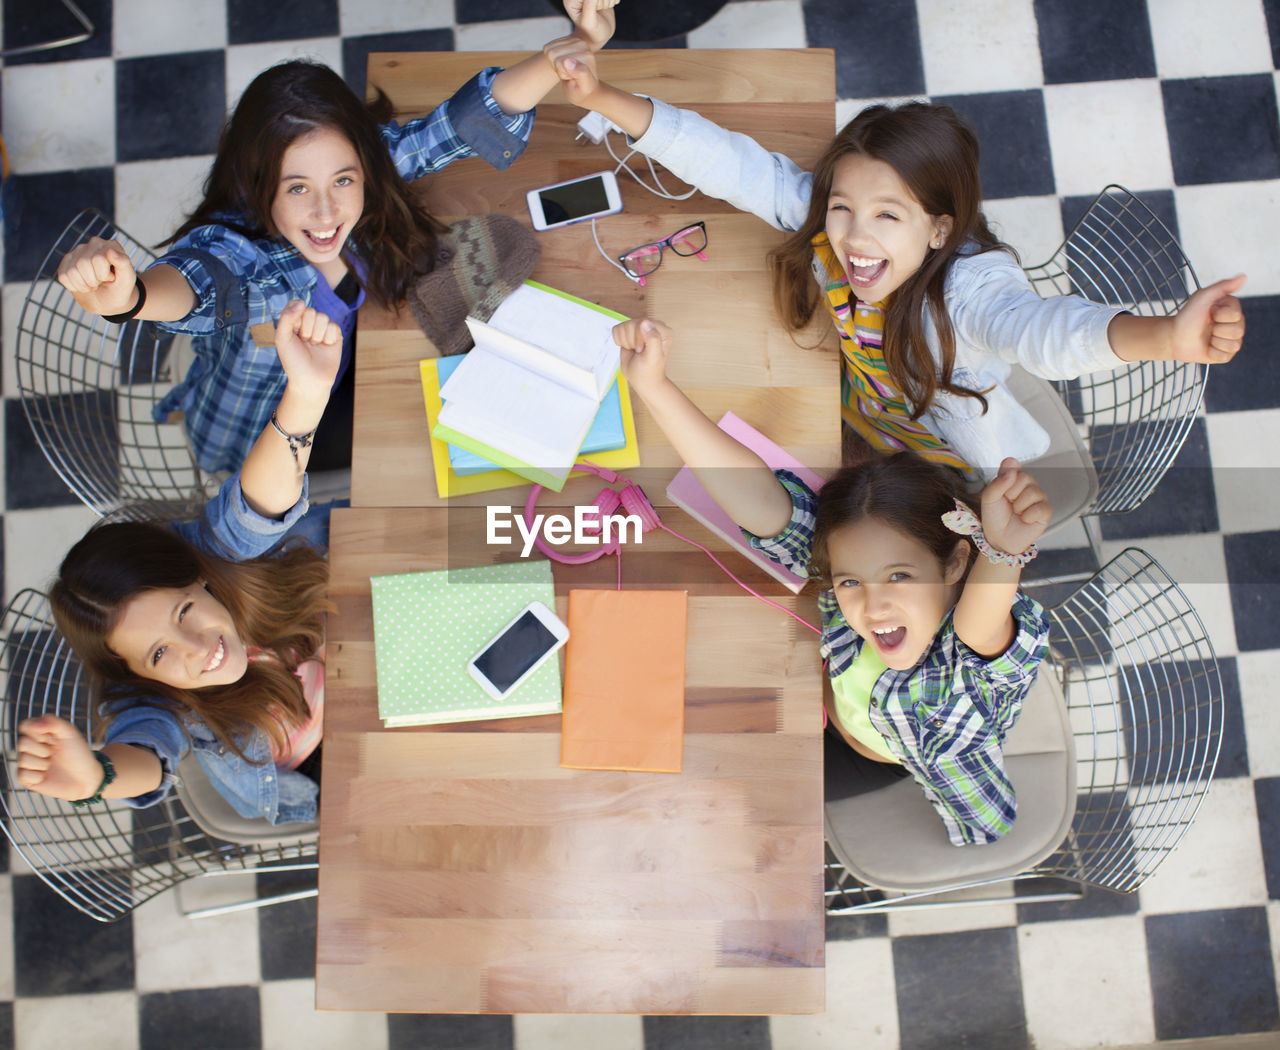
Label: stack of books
xmin=423 ymin=282 xmax=639 ymax=496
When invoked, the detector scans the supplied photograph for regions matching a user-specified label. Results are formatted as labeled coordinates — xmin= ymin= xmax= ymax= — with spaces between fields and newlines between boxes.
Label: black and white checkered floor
xmin=1 ymin=1 xmax=1278 ymax=1047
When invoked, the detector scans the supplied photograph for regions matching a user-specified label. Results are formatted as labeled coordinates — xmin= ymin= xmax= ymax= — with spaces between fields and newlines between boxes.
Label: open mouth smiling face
xmin=824 ymin=153 xmax=952 ymax=304
xmin=270 ymin=126 xmax=365 ymax=275
xmin=109 ymin=584 xmax=249 ymax=690
xmin=824 ymin=516 xmax=967 ymax=671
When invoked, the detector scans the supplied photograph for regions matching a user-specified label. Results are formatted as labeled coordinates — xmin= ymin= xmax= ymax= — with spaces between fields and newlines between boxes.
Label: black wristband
xmin=102 ymin=276 xmax=147 ymax=324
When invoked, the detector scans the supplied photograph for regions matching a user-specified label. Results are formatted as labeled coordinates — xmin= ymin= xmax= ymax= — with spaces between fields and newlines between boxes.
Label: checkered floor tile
xmin=0 ymin=1 xmax=1277 ymax=1047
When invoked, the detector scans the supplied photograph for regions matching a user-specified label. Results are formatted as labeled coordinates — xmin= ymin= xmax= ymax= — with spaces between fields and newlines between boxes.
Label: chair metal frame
xmin=0 ymin=0 xmax=94 ymax=58
xmin=825 ymin=547 xmax=1224 ymax=913
xmin=15 ymin=209 xmax=216 ymax=523
xmin=0 ymin=589 xmax=317 ymax=923
xmin=1023 ymin=186 xmax=1205 ymax=543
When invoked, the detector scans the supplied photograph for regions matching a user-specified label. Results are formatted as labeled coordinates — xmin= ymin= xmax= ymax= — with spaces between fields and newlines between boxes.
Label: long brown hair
xmin=162 ymin=60 xmax=446 ymax=305
xmin=51 ymin=522 xmax=331 ymax=761
xmin=808 ymin=451 xmax=976 ymax=589
xmin=768 ymin=102 xmax=1014 ymax=419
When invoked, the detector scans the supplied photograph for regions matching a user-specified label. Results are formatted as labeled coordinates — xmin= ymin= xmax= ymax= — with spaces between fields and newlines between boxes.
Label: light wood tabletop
xmin=315 ymin=48 xmax=837 ymax=1015
xmin=351 ymin=48 xmax=841 ymax=509
xmin=317 ymin=507 xmax=827 ymax=1014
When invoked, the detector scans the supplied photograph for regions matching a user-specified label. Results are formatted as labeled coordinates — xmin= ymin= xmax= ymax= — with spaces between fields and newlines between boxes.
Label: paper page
xmin=438 ymin=356 xmax=596 ymax=465
xmin=489 ymin=284 xmax=620 ymax=398
xmin=458 ymin=316 xmax=600 ymax=400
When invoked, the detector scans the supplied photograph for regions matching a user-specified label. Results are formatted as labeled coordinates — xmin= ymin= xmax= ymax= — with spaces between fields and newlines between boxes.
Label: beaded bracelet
xmin=70 ymin=751 xmax=117 ymax=807
xmin=941 ymin=499 xmax=1038 ymax=568
xmin=269 ymin=412 xmax=316 ymax=464
xmin=102 ymin=276 xmax=147 ymax=324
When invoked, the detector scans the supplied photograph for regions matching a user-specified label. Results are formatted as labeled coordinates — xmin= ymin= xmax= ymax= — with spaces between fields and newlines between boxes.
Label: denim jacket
xmin=101 ymin=474 xmax=324 ymax=824
xmin=150 ymin=68 xmax=535 ymax=474
xmin=629 ymin=99 xmax=1128 ymax=475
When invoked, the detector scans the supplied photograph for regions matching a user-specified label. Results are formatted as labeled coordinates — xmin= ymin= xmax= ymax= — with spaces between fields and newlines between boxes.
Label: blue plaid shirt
xmin=150 ymin=68 xmax=534 ymax=473
xmin=748 ymin=470 xmax=1050 ymax=846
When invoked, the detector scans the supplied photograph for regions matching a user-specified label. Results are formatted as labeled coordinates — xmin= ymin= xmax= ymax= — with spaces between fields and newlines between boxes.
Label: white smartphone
xmin=466 ymin=601 xmax=570 ymax=701
xmin=526 ymin=170 xmax=622 ymax=231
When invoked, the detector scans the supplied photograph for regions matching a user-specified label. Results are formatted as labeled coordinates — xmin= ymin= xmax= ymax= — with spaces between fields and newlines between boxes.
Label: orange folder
xmin=560 ymin=589 xmax=688 ymax=773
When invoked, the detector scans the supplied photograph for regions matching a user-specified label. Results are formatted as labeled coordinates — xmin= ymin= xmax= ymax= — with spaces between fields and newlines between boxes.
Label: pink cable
xmin=604 ymin=496 xmax=819 ymax=634
xmin=654 ymin=522 xmax=821 ymax=635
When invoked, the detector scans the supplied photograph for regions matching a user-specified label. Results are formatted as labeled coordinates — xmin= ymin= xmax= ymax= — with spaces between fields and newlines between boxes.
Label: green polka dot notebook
xmin=368 ymin=559 xmax=562 ymax=727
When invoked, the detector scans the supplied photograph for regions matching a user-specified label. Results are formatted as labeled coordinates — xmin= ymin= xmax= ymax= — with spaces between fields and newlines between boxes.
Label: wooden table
xmin=351 ymin=48 xmax=841 ymax=509
xmin=316 ymin=49 xmax=838 ymax=1015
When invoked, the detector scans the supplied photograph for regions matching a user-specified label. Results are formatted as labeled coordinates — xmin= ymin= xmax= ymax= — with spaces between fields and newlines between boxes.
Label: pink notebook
xmin=665 ymin=412 xmax=826 ymax=593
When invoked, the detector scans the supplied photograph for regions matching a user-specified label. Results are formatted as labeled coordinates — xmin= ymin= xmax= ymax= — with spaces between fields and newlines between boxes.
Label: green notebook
xmin=369 ymin=559 xmax=562 ymax=726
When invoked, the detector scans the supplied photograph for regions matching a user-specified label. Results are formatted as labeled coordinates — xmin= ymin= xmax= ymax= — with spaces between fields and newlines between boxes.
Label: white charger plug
xmin=576 ymin=111 xmax=621 ymax=144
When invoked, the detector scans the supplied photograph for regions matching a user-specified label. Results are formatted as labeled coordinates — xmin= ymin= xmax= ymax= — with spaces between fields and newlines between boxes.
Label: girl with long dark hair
xmin=556 ymin=63 xmax=1245 ymax=477
xmin=55 ymin=0 xmax=619 ymax=475
xmin=615 ymin=317 xmax=1052 ymax=845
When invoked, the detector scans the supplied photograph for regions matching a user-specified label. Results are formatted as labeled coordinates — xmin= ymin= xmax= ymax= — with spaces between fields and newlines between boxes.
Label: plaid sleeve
xmin=920 ymin=741 xmax=1019 ymax=845
xmin=743 ymin=469 xmax=818 ymax=579
xmin=954 ymin=592 xmax=1050 ymax=688
xmin=382 ymin=67 xmax=532 ymax=179
xmin=151 ymin=225 xmax=271 ymax=335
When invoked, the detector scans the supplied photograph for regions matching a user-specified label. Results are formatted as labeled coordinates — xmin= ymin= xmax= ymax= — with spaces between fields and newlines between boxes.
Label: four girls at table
xmin=36 ymin=2 xmax=1247 ymax=844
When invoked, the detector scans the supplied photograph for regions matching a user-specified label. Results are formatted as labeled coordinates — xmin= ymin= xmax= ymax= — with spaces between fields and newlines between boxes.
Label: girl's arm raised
xmin=57 ymin=237 xmax=195 ymax=321
xmin=615 ymin=319 xmax=794 ymax=538
xmin=239 ymin=301 xmax=342 ymax=518
xmin=1109 ymin=274 xmax=1247 ymax=366
xmin=952 ymin=459 xmax=1051 ymax=659
xmin=553 ymin=50 xmax=655 ymax=138
xmin=17 ymin=715 xmax=163 ymax=802
xmin=552 ymin=52 xmax=812 ymax=233
xmin=489 ymin=0 xmax=617 ymax=115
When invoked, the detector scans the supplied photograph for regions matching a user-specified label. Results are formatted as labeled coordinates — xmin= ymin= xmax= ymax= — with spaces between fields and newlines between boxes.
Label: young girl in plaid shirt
xmin=55 ymin=0 xmax=619 ymax=476
xmin=615 ymin=317 xmax=1053 ymax=847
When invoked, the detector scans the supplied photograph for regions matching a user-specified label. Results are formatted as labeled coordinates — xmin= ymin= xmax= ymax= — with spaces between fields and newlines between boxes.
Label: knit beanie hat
xmin=408 ymin=215 xmax=542 ymax=356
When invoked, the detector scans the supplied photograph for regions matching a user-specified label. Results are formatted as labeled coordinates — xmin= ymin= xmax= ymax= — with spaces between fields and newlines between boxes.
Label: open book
xmin=419 ymin=358 xmax=639 ymax=499
xmin=433 ymin=282 xmax=626 ymax=491
xmin=436 ymin=354 xmax=628 ymax=476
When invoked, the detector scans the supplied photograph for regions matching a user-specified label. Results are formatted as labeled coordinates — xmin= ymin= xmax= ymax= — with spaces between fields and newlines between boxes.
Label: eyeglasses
xmin=618 ymin=222 xmax=708 ymax=285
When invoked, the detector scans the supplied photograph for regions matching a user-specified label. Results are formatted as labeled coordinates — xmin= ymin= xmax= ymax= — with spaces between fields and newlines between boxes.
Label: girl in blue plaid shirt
xmin=615 ymin=317 xmax=1053 ymax=846
xmin=55 ymin=0 xmax=620 ymax=476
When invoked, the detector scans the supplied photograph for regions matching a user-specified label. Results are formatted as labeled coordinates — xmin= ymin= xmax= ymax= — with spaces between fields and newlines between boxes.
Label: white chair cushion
xmin=176 ymin=754 xmax=317 ymax=848
xmin=825 ymin=668 xmax=1076 ymax=893
xmin=1007 ymin=366 xmax=1099 ymax=536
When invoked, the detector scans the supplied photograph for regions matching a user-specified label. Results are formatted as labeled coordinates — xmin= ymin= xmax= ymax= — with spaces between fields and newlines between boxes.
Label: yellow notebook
xmin=419 ymin=358 xmax=640 ymax=499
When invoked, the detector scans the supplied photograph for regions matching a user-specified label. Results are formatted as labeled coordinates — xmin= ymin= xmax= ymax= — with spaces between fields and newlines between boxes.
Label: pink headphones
xmin=521 ymin=461 xmax=662 ymax=564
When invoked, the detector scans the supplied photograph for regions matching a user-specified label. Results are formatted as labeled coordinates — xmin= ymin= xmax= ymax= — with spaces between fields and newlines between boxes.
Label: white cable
xmin=603 ymin=132 xmax=697 ymax=201
xmin=587 ymin=126 xmax=698 ymax=280
xmin=591 ymin=217 xmax=637 ymax=280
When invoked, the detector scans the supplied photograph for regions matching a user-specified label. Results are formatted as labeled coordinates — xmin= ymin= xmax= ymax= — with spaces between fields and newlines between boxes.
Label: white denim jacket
xmin=629 ymin=99 xmax=1128 ymax=475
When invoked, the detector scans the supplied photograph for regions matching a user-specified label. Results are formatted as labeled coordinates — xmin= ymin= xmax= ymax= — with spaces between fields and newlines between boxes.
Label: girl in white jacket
xmin=550 ymin=57 xmax=1245 ymax=476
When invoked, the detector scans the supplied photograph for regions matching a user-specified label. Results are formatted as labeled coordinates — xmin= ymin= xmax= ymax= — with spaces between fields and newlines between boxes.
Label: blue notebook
xmin=437 ymin=354 xmax=627 ymax=476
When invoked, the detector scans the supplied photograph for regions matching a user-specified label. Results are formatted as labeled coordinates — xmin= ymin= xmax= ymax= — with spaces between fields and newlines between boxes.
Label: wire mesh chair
xmin=0 ymin=589 xmax=318 ymax=922
xmin=1023 ymin=186 xmax=1204 ymax=522
xmin=15 ymin=209 xmax=216 ymax=522
xmin=825 ymin=547 xmax=1224 ymax=913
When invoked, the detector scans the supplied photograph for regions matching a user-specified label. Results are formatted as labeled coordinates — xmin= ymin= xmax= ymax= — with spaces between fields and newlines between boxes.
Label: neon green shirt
xmin=830 ymin=644 xmax=900 ymax=763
